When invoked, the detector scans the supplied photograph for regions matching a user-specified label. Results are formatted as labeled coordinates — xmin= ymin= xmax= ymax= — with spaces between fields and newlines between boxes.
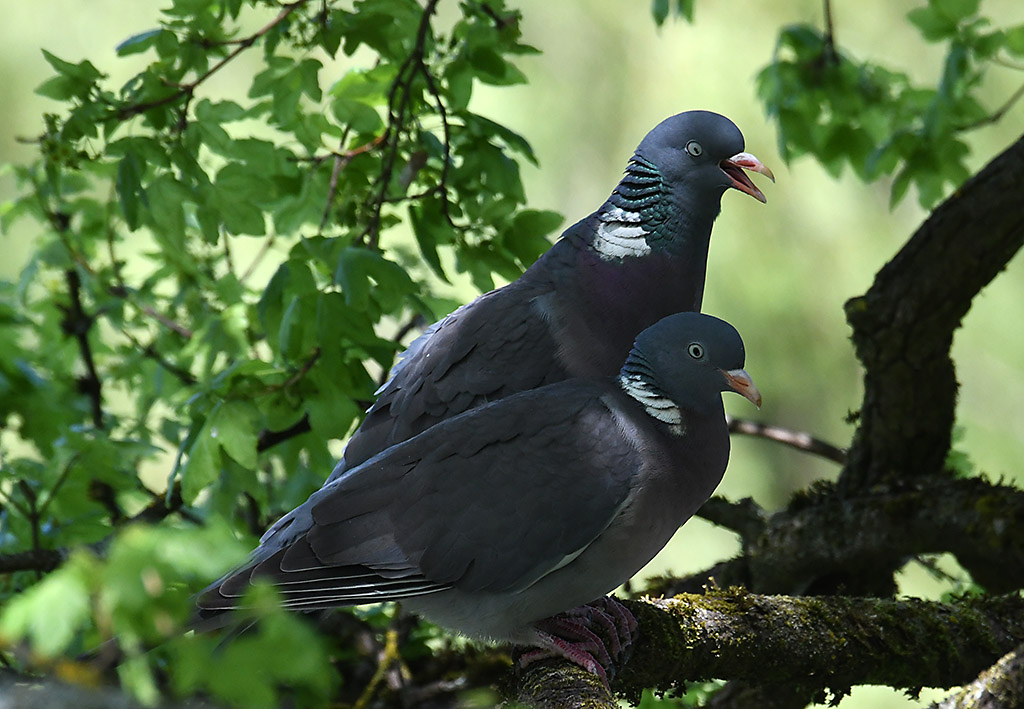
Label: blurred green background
xmin=2 ymin=2 xmax=1022 ymax=706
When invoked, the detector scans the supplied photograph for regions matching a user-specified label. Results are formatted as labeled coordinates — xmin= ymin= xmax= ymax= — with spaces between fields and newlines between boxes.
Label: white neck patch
xmin=593 ymin=206 xmax=651 ymax=260
xmin=619 ymin=372 xmax=684 ymax=436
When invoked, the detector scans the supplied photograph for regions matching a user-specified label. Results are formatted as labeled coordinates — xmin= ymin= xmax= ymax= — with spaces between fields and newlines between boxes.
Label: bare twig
xmin=821 ymin=0 xmax=838 ymax=65
xmin=727 ymin=417 xmax=847 ymax=464
xmin=353 ymin=629 xmax=402 ymax=709
xmin=956 ymin=80 xmax=1024 ymax=131
xmin=418 ymin=59 xmax=455 ymax=228
xmin=240 ymin=233 xmax=276 ymax=284
xmin=649 ymin=477 xmax=1024 ymax=598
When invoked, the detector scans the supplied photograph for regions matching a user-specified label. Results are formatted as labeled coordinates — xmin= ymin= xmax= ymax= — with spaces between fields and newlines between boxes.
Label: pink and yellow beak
xmin=722 ymin=368 xmax=762 ymax=409
xmin=720 ymin=152 xmax=775 ymax=203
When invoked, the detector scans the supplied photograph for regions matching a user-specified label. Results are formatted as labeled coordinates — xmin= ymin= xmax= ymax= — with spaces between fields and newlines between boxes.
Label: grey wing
xmin=197 ymin=385 xmax=641 ymax=613
xmin=335 ymin=281 xmax=566 ymax=476
xmin=334 ymin=394 xmax=641 ymax=594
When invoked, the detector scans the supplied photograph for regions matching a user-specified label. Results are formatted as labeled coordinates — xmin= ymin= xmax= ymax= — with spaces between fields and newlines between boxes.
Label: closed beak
xmin=722 ymin=368 xmax=762 ymax=409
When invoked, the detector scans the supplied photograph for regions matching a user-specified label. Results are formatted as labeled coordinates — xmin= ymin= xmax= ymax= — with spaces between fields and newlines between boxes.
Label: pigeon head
xmin=635 ymin=110 xmax=775 ymax=206
xmin=593 ymin=111 xmax=773 ymax=262
xmin=620 ymin=312 xmax=761 ymax=423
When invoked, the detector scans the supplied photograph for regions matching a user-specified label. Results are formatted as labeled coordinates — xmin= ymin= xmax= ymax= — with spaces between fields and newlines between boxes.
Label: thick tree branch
xmin=696 ymin=495 xmax=767 ymax=541
xmin=648 ymin=477 xmax=1024 ymax=597
xmin=841 ymin=133 xmax=1024 ymax=493
xmin=514 ymin=591 xmax=1024 ymax=708
xmin=931 ymin=642 xmax=1024 ymax=709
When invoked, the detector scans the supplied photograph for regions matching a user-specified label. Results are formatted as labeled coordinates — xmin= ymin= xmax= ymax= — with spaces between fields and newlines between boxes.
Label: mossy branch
xmin=650 ymin=477 xmax=1024 ymax=598
xmin=513 ymin=590 xmax=1024 ymax=708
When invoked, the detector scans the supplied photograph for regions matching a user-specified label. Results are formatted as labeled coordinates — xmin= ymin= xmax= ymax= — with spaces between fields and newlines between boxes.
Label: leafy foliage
xmin=1 ymin=0 xmax=1022 ymax=706
xmin=757 ymin=0 xmax=1024 ymax=206
xmin=0 ymin=0 xmax=555 ymax=704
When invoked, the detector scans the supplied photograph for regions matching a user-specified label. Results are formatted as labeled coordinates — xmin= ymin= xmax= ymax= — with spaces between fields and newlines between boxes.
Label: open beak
xmin=722 ymin=368 xmax=762 ymax=409
xmin=720 ymin=152 xmax=775 ymax=204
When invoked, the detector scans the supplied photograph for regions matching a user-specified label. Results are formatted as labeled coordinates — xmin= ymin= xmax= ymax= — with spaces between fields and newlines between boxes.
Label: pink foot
xmin=517 ymin=596 xmax=639 ymax=688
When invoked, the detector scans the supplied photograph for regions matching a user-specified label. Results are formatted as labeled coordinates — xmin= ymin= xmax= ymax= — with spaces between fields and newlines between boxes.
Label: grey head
xmin=596 ymin=110 xmax=773 ymax=260
xmin=635 ymin=110 xmax=774 ymax=206
xmin=619 ymin=312 xmax=761 ymax=426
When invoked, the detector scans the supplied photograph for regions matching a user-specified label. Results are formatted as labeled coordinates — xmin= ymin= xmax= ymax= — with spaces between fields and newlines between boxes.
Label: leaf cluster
xmin=757 ymin=0 xmax=1024 ymax=206
xmin=0 ymin=0 xmax=560 ymax=704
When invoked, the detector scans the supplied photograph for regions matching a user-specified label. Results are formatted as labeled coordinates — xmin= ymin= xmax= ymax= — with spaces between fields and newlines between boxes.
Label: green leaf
xmin=181 ymin=421 xmax=221 ymax=502
xmin=409 ymin=199 xmax=452 ymax=281
xmin=1004 ymin=24 xmax=1024 ymax=56
xmin=40 ymin=49 xmax=103 ymax=82
xmin=334 ymin=248 xmax=415 ymax=312
xmin=278 ymin=294 xmax=315 ymax=360
xmin=331 ymin=99 xmax=384 ymax=133
xmin=933 ymin=0 xmax=979 ymax=23
xmin=297 ymin=58 xmax=324 ymax=101
xmin=145 ymin=175 xmax=189 ymax=251
xmin=210 ymin=400 xmax=259 ymax=469
xmin=0 ymin=554 xmax=94 ymax=657
xmin=35 ymin=76 xmax=77 ymax=101
xmin=115 ymin=29 xmax=163 ymax=56
xmin=116 ymin=152 xmax=145 ymax=230
xmin=652 ymin=0 xmax=669 ymax=26
xmin=505 ymin=209 xmax=562 ymax=266
xmin=908 ymin=6 xmax=958 ymax=40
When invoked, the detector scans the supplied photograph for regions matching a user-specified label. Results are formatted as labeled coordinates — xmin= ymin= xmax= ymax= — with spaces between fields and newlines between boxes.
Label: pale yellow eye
xmin=685 ymin=140 xmax=703 ymax=157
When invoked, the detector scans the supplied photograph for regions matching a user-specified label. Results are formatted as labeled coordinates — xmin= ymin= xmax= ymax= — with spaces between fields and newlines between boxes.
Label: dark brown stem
xmin=362 ymin=0 xmax=441 ymax=250
xmin=821 ymin=0 xmax=838 ymax=64
xmin=0 ymin=549 xmax=64 ymax=575
xmin=61 ymin=269 xmax=104 ymax=429
xmin=957 ymin=81 xmax=1024 ymax=131
xmin=319 ymin=134 xmax=385 ymax=233
xmin=257 ymin=414 xmax=312 ymax=453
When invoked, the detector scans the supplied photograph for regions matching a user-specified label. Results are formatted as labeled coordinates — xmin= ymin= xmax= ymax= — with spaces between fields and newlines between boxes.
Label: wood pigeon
xmin=332 ymin=110 xmax=772 ymax=482
xmin=198 ymin=312 xmax=761 ymax=682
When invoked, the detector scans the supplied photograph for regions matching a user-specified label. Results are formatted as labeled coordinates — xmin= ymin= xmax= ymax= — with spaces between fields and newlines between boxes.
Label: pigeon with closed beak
xmin=199 ymin=312 xmax=761 ymax=683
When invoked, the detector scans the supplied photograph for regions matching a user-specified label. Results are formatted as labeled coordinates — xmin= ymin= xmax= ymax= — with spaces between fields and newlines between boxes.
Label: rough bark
xmin=930 ymin=642 xmax=1024 ymax=709
xmin=653 ymin=477 xmax=1024 ymax=597
xmin=840 ymin=134 xmax=1024 ymax=493
xmin=513 ymin=591 xmax=1024 ymax=708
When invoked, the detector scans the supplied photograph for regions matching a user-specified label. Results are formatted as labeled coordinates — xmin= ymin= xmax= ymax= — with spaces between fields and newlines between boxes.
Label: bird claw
xmin=518 ymin=596 xmax=639 ymax=689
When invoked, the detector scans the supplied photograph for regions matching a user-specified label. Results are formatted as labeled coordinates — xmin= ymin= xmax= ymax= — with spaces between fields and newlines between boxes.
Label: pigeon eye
xmin=687 ymin=343 xmax=704 ymax=359
xmin=685 ymin=141 xmax=703 ymax=157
